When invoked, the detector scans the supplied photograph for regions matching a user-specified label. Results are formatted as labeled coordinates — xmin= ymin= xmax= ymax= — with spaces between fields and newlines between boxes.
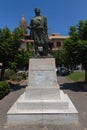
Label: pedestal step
xmin=7 ymin=92 xmax=78 ymax=125
xmin=25 ymin=87 xmax=60 ymax=100
xmin=17 ymin=100 xmax=68 ymax=110
xmin=7 ymin=113 xmax=78 ymax=125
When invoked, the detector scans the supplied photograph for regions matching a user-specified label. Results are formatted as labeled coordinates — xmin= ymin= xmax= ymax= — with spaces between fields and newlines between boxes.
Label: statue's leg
xmin=34 ymin=43 xmax=38 ymax=54
xmin=44 ymin=43 xmax=48 ymax=56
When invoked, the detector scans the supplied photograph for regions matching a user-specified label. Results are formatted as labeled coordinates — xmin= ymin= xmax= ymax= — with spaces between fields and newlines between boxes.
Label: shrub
xmin=10 ymin=73 xmax=17 ymax=81
xmin=16 ymin=71 xmax=27 ymax=81
xmin=4 ymin=69 xmax=16 ymax=80
xmin=0 ymin=81 xmax=10 ymax=99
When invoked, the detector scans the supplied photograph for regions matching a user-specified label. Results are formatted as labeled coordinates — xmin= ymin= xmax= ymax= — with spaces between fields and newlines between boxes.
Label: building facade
xmin=49 ymin=33 xmax=69 ymax=50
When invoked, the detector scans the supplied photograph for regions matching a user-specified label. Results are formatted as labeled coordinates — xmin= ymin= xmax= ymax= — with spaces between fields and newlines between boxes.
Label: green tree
xmin=9 ymin=50 xmax=33 ymax=71
xmin=52 ymin=50 xmax=64 ymax=67
xmin=0 ymin=27 xmax=24 ymax=80
xmin=63 ymin=20 xmax=87 ymax=82
xmin=63 ymin=39 xmax=79 ymax=68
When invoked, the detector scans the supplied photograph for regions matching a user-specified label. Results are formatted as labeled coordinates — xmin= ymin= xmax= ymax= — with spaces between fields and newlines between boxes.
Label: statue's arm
xmin=27 ymin=19 xmax=33 ymax=29
xmin=43 ymin=16 xmax=48 ymax=33
xmin=27 ymin=19 xmax=34 ymax=39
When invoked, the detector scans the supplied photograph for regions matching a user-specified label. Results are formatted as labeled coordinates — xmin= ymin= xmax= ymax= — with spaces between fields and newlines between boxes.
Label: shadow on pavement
xmin=60 ymin=81 xmax=85 ymax=92
xmin=9 ymin=82 xmax=26 ymax=92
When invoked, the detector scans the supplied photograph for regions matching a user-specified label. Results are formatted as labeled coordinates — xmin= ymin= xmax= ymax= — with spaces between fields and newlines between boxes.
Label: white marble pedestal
xmin=7 ymin=58 xmax=78 ymax=125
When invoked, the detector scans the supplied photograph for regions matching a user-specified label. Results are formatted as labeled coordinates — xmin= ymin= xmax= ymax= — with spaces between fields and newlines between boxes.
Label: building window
xmin=57 ymin=42 xmax=61 ymax=47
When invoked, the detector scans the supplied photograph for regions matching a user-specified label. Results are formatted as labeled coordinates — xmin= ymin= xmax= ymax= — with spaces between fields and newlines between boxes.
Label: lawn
xmin=66 ymin=71 xmax=85 ymax=82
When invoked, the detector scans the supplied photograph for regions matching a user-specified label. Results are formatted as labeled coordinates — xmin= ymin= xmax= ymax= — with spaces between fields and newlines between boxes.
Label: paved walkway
xmin=0 ymin=76 xmax=87 ymax=130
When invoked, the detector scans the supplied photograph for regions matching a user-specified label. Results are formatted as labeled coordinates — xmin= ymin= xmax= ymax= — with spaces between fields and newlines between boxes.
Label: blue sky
xmin=0 ymin=0 xmax=87 ymax=35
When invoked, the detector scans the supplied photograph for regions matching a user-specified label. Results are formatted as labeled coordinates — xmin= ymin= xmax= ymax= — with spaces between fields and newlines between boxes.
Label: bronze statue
xmin=28 ymin=8 xmax=49 ymax=56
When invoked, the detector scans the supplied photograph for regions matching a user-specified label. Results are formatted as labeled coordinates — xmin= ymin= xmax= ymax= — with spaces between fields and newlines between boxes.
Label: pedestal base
xmin=7 ymin=58 xmax=78 ymax=125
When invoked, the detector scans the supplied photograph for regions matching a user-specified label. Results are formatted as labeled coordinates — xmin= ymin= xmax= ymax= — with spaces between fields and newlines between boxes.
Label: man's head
xmin=34 ymin=8 xmax=40 ymax=15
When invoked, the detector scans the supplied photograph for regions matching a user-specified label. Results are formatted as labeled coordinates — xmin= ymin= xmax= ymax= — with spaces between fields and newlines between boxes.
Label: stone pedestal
xmin=7 ymin=58 xmax=78 ymax=125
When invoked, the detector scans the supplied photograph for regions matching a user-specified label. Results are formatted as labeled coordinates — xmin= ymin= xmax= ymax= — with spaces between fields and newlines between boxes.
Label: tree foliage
xmin=63 ymin=20 xmax=87 ymax=81
xmin=0 ymin=27 xmax=24 ymax=80
xmin=9 ymin=50 xmax=33 ymax=71
xmin=52 ymin=50 xmax=64 ymax=66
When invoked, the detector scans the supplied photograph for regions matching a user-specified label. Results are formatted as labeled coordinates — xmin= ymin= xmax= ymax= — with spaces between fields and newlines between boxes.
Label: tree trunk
xmin=83 ymin=69 xmax=87 ymax=91
xmin=85 ymin=69 xmax=87 ymax=82
xmin=0 ymin=65 xmax=5 ymax=81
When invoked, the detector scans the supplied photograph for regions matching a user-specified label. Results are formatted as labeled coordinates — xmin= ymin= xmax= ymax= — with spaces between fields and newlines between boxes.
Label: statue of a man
xmin=28 ymin=8 xmax=49 ymax=56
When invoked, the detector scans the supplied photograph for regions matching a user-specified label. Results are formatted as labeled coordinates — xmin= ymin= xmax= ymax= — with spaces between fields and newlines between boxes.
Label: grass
xmin=66 ymin=71 xmax=85 ymax=82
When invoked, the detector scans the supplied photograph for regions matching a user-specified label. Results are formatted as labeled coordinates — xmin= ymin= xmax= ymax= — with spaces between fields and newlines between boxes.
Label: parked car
xmin=56 ymin=67 xmax=70 ymax=76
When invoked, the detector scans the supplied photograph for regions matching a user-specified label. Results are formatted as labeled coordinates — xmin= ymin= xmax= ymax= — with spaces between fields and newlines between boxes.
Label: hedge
xmin=0 ymin=81 xmax=10 ymax=99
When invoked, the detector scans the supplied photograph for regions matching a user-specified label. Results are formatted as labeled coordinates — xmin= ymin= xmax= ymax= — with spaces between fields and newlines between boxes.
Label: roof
xmin=21 ymin=39 xmax=34 ymax=43
xmin=49 ymin=33 xmax=69 ymax=40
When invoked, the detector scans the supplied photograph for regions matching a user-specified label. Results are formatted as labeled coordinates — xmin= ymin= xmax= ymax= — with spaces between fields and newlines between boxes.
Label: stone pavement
xmin=0 ymin=76 xmax=87 ymax=130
